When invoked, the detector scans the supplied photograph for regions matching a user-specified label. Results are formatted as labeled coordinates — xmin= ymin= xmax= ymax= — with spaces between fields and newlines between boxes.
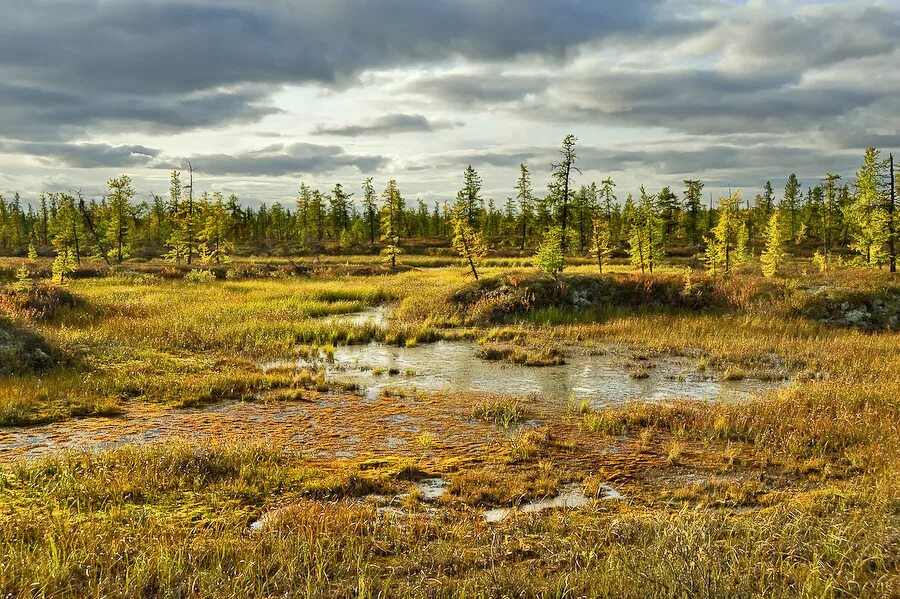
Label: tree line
xmin=0 ymin=136 xmax=897 ymax=281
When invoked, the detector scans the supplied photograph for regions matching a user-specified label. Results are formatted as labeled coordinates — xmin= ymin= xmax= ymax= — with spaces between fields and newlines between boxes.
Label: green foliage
xmin=380 ymin=179 xmax=403 ymax=268
xmin=27 ymin=241 xmax=38 ymax=260
xmin=456 ymin=165 xmax=483 ymax=228
xmin=184 ymin=269 xmax=217 ymax=284
xmin=590 ymin=214 xmax=612 ymax=273
xmin=627 ymin=187 xmax=664 ymax=274
xmin=704 ymin=191 xmax=742 ymax=275
xmin=104 ymin=174 xmax=135 ymax=263
xmin=535 ymin=226 xmax=566 ymax=278
xmin=198 ymin=192 xmax=234 ymax=264
xmin=760 ymin=211 xmax=786 ymax=278
xmin=51 ymin=248 xmax=75 ymax=283
xmin=13 ymin=265 xmax=32 ymax=293
xmin=846 ymin=147 xmax=889 ymax=266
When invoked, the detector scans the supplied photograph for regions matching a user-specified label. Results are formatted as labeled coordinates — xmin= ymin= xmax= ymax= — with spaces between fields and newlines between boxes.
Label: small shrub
xmin=184 ymin=269 xmax=217 ymax=284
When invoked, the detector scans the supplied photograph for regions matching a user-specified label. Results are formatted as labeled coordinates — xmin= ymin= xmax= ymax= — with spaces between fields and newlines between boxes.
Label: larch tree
xmin=760 ymin=210 xmax=786 ymax=278
xmin=535 ymin=226 xmax=566 ymax=278
xmin=704 ymin=191 xmax=742 ymax=275
xmin=628 ymin=186 xmax=663 ymax=274
xmin=165 ymin=169 xmax=194 ymax=264
xmin=847 ymin=147 xmax=889 ymax=266
xmin=50 ymin=193 xmax=80 ymax=282
xmin=589 ymin=213 xmax=612 ymax=273
xmin=380 ymin=180 xmax=403 ymax=269
xmin=199 ymin=192 xmax=234 ymax=264
xmin=104 ymin=174 xmax=135 ymax=263
xmin=450 ymin=205 xmax=487 ymax=280
xmin=515 ymin=163 xmax=534 ymax=250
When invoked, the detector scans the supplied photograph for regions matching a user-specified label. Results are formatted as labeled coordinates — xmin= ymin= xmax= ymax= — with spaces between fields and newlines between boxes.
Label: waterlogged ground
xmin=267 ymin=340 xmax=785 ymax=404
xmin=1 ymin=338 xmax=787 ymax=462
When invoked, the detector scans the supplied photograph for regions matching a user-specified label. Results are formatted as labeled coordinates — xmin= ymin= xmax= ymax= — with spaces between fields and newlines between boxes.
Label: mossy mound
xmin=453 ymin=273 xmax=730 ymax=324
xmin=0 ymin=316 xmax=58 ymax=374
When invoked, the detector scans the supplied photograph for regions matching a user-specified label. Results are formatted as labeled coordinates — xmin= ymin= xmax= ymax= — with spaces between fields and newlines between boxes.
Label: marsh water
xmin=1 ymin=307 xmax=787 ymax=460
xmin=268 ymin=340 xmax=784 ymax=406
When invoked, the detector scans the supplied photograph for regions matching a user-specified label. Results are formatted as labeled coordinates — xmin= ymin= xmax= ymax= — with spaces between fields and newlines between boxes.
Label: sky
xmin=0 ymin=0 xmax=897 ymax=209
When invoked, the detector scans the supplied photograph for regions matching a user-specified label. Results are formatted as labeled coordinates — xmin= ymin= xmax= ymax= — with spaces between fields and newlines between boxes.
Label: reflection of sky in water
xmin=295 ymin=340 xmax=784 ymax=405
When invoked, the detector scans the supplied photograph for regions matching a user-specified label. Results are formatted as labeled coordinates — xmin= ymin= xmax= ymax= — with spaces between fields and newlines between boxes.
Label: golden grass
xmin=0 ymin=257 xmax=898 ymax=596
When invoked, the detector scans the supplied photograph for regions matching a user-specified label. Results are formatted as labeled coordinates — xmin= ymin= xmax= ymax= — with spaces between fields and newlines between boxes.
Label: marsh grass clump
xmin=722 ymin=367 xmax=746 ymax=381
xmin=629 ymin=365 xmax=651 ymax=379
xmin=473 ymin=398 xmax=529 ymax=429
xmin=476 ymin=343 xmax=565 ymax=366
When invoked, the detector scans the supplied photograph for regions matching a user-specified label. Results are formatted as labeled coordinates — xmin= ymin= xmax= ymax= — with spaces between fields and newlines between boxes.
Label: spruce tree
xmin=548 ymin=135 xmax=579 ymax=252
xmin=783 ymin=174 xmax=801 ymax=242
xmin=362 ymin=177 xmax=378 ymax=249
xmin=457 ymin=165 xmax=483 ymax=229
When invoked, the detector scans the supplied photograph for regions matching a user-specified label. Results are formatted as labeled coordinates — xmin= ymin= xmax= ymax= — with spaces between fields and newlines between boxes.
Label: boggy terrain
xmin=1 ymin=256 xmax=898 ymax=598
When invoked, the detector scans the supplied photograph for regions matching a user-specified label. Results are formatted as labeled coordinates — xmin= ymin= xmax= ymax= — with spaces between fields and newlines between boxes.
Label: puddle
xmin=415 ymin=477 xmax=447 ymax=500
xmin=483 ymin=483 xmax=619 ymax=523
xmin=329 ymin=305 xmax=389 ymax=327
xmin=281 ymin=340 xmax=785 ymax=406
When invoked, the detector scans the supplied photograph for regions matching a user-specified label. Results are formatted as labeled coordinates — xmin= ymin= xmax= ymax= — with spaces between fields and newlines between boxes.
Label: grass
xmin=0 ymin=441 xmax=896 ymax=598
xmin=0 ymin=256 xmax=899 ymax=596
xmin=472 ymin=397 xmax=529 ymax=428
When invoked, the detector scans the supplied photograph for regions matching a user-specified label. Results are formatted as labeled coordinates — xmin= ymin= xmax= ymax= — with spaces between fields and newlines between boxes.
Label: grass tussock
xmin=472 ymin=398 xmax=529 ymax=428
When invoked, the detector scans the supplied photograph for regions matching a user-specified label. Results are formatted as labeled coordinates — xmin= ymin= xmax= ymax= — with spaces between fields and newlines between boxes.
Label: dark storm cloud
xmin=156 ymin=143 xmax=388 ymax=177
xmin=400 ymin=3 xmax=899 ymax=142
xmin=0 ymin=0 xmax=665 ymax=94
xmin=406 ymin=66 xmax=886 ymax=139
xmin=0 ymin=0 xmax=668 ymax=141
xmin=0 ymin=141 xmax=160 ymax=168
xmin=578 ymin=144 xmax=861 ymax=181
xmin=404 ymin=73 xmax=551 ymax=108
xmin=0 ymin=82 xmax=279 ymax=141
xmin=403 ymin=149 xmax=544 ymax=172
xmin=313 ymin=114 xmax=459 ymax=137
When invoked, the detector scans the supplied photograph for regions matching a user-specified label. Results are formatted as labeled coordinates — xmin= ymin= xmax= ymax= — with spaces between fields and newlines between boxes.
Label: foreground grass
xmin=0 ymin=441 xmax=896 ymax=598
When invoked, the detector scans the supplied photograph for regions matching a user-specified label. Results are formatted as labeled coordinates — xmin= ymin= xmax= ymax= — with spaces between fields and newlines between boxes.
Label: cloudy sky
xmin=0 ymin=0 xmax=897 ymax=209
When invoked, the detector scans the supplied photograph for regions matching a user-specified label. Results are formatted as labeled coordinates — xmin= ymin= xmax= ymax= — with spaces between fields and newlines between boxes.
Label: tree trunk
xmin=889 ymin=153 xmax=896 ymax=273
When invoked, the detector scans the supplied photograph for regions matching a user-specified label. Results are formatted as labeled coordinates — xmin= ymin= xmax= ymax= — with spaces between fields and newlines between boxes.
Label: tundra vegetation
xmin=0 ymin=138 xmax=898 ymax=597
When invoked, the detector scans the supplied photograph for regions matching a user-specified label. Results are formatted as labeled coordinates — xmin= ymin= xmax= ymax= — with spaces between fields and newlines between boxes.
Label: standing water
xmin=268 ymin=339 xmax=785 ymax=406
